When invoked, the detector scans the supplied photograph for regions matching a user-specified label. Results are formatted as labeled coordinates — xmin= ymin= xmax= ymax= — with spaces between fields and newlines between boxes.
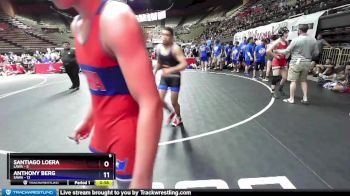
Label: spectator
xmin=0 ymin=54 xmax=4 ymax=64
xmin=328 ymin=63 xmax=350 ymax=93
xmin=311 ymin=34 xmax=332 ymax=74
xmin=314 ymin=58 xmax=335 ymax=77
xmin=319 ymin=63 xmax=348 ymax=82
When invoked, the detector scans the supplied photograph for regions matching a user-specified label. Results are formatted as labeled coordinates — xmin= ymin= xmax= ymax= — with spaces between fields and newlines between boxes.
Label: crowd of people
xmin=182 ymin=26 xmax=350 ymax=98
xmin=0 ymin=49 xmax=62 ymax=76
xmin=0 ymin=0 xmax=349 ymax=190
xmin=192 ymin=0 xmax=350 ymax=42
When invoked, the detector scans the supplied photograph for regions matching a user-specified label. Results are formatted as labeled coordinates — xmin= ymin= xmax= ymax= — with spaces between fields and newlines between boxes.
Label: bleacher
xmin=182 ymin=13 xmax=205 ymax=27
xmin=0 ymin=10 xmax=75 ymax=51
xmin=0 ymin=28 xmax=55 ymax=49
xmin=200 ymin=7 xmax=225 ymax=24
xmin=0 ymin=40 xmax=16 ymax=48
xmin=165 ymin=17 xmax=182 ymax=28
xmin=14 ymin=14 xmax=71 ymax=45
xmin=178 ymin=24 xmax=206 ymax=43
xmin=39 ymin=13 xmax=67 ymax=30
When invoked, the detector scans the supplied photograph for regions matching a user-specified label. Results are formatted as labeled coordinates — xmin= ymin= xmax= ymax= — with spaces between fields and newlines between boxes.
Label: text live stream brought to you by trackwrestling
xmin=1 ymin=189 xmax=196 ymax=196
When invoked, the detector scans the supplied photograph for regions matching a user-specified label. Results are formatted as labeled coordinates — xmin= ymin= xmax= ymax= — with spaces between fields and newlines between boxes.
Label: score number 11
xmin=103 ymin=160 xmax=111 ymax=179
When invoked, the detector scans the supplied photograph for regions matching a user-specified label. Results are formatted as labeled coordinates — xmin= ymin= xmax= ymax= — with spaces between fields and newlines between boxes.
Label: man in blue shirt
xmin=244 ymin=37 xmax=255 ymax=76
xmin=199 ymin=41 xmax=210 ymax=71
xmin=224 ymin=41 xmax=233 ymax=69
xmin=212 ymin=40 xmax=223 ymax=70
xmin=207 ymin=38 xmax=212 ymax=49
xmin=253 ymin=39 xmax=267 ymax=80
xmin=238 ymin=37 xmax=247 ymax=73
xmin=231 ymin=41 xmax=240 ymax=73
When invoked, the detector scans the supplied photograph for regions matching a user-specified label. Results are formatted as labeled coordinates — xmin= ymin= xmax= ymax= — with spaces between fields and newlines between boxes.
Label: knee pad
xmin=277 ymin=76 xmax=282 ymax=83
xmin=272 ymin=76 xmax=279 ymax=85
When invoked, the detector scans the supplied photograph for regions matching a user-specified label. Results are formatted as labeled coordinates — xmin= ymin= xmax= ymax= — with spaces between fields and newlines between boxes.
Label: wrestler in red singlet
xmin=267 ymin=27 xmax=290 ymax=98
xmin=272 ymin=41 xmax=288 ymax=68
xmin=52 ymin=0 xmax=163 ymax=189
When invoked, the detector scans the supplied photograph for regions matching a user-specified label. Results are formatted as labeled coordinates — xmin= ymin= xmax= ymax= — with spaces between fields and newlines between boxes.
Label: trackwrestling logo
xmin=2 ymin=189 xmax=56 ymax=196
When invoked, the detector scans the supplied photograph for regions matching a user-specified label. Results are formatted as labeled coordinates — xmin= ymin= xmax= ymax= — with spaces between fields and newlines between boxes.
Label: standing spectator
xmin=311 ymin=34 xmax=332 ymax=74
xmin=191 ymin=45 xmax=199 ymax=68
xmin=61 ymin=41 xmax=80 ymax=90
xmin=253 ymin=39 xmax=267 ymax=80
xmin=275 ymin=24 xmax=317 ymax=105
xmin=244 ymin=37 xmax=255 ymax=75
xmin=212 ymin=40 xmax=224 ymax=70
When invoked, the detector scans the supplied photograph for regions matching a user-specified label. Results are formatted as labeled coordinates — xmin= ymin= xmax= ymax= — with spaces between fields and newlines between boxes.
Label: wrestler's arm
xmin=266 ymin=40 xmax=280 ymax=59
xmin=275 ymin=39 xmax=296 ymax=55
xmin=71 ymin=15 xmax=95 ymax=143
xmin=101 ymin=2 xmax=162 ymax=189
xmin=153 ymin=44 xmax=162 ymax=74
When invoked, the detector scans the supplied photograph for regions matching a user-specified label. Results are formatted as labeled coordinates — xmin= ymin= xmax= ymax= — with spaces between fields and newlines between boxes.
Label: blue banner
xmin=2 ymin=189 xmax=56 ymax=196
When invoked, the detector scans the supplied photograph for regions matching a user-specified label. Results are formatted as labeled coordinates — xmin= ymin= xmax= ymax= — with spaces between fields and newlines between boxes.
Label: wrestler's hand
xmin=129 ymin=178 xmax=152 ymax=189
xmin=71 ymin=120 xmax=93 ymax=144
xmin=274 ymin=54 xmax=281 ymax=59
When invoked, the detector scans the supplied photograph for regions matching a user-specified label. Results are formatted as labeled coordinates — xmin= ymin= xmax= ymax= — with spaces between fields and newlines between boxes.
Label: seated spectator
xmin=313 ymin=58 xmax=334 ymax=77
xmin=319 ymin=63 xmax=347 ymax=82
xmin=0 ymin=54 xmax=4 ymax=64
xmin=345 ymin=63 xmax=350 ymax=84
xmin=15 ymin=63 xmax=26 ymax=75
xmin=321 ymin=62 xmax=350 ymax=93
xmin=0 ymin=54 xmax=4 ymax=76
xmin=331 ymin=81 xmax=350 ymax=93
xmin=3 ymin=64 xmax=15 ymax=76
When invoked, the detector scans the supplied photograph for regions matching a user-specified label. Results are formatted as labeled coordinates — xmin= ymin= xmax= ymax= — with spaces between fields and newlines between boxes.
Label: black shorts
xmin=255 ymin=61 xmax=266 ymax=71
xmin=159 ymin=74 xmax=181 ymax=92
xmin=239 ymin=56 xmax=244 ymax=62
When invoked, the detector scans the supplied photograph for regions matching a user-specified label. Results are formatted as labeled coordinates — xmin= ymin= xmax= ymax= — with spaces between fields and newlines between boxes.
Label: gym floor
xmin=0 ymin=70 xmax=349 ymax=190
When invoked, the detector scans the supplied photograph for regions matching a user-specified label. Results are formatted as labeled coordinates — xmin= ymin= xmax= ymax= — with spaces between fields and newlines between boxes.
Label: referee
xmin=61 ymin=42 xmax=80 ymax=90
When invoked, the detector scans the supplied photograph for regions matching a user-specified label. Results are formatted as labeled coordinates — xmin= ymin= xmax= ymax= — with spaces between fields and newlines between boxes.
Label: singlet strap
xmin=96 ymin=0 xmax=109 ymax=15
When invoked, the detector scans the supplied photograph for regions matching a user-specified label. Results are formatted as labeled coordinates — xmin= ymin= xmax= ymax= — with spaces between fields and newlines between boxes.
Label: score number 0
xmin=103 ymin=161 xmax=110 ymax=179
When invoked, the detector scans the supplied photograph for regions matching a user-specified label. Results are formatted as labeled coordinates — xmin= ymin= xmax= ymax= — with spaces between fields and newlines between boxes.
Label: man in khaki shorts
xmin=274 ymin=24 xmax=317 ymax=105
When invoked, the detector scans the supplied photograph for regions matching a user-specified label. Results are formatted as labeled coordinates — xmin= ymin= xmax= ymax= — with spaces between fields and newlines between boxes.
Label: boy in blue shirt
xmin=253 ymin=39 xmax=267 ymax=80
xmin=224 ymin=42 xmax=233 ymax=69
xmin=231 ymin=41 xmax=240 ymax=73
xmin=244 ymin=37 xmax=255 ymax=76
xmin=212 ymin=40 xmax=223 ymax=70
xmin=199 ymin=42 xmax=210 ymax=71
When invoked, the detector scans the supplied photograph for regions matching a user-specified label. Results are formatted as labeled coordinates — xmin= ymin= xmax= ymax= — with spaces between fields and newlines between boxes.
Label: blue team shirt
xmin=231 ymin=46 xmax=240 ymax=60
xmin=200 ymin=45 xmax=209 ymax=58
xmin=225 ymin=45 xmax=233 ymax=57
xmin=244 ymin=43 xmax=255 ymax=61
xmin=207 ymin=39 xmax=212 ymax=48
xmin=239 ymin=42 xmax=247 ymax=57
xmin=213 ymin=44 xmax=223 ymax=57
xmin=255 ymin=44 xmax=266 ymax=62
